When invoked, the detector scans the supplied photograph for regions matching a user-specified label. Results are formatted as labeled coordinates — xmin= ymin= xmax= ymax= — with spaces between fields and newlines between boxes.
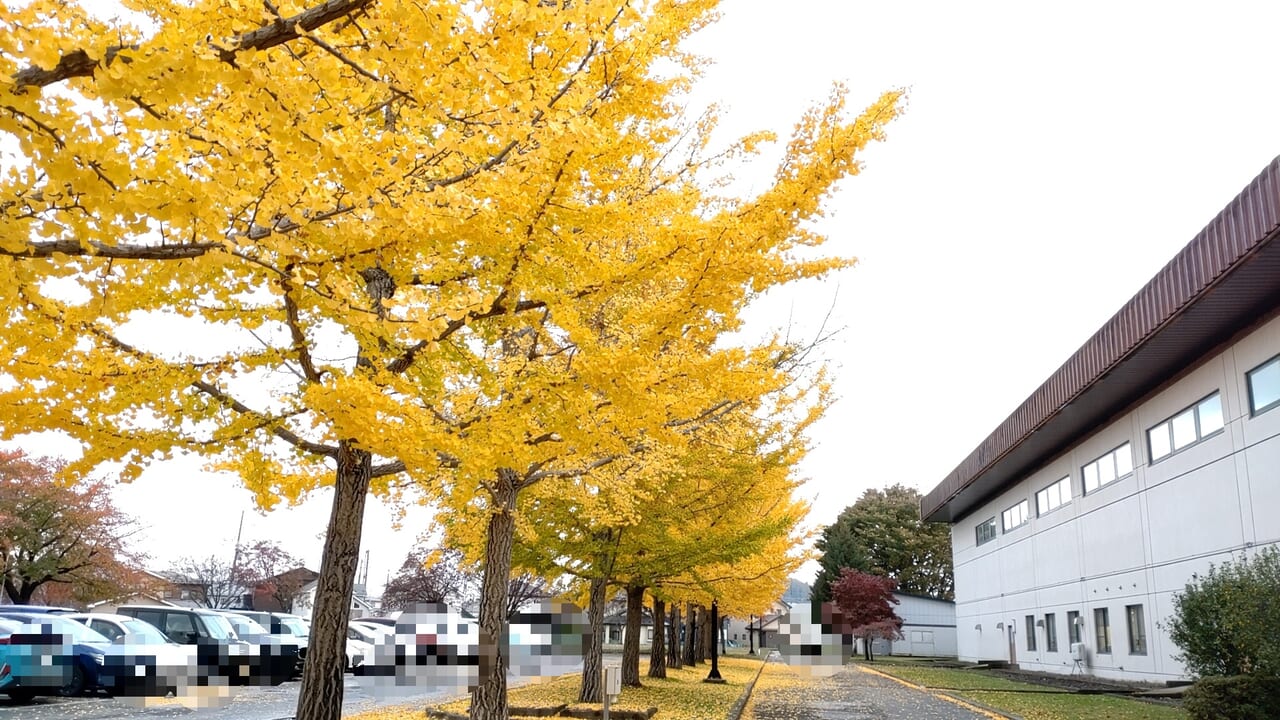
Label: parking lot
xmin=0 ymin=676 xmax=457 ymax=720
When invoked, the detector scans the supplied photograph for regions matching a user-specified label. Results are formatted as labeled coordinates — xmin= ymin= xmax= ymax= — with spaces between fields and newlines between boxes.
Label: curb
xmin=936 ymin=691 xmax=1023 ymax=720
xmin=724 ymin=656 xmax=770 ymax=720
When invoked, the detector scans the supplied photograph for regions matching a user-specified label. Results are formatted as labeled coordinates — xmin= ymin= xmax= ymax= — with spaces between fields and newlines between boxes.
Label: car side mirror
xmin=113 ymin=635 xmax=128 ymax=645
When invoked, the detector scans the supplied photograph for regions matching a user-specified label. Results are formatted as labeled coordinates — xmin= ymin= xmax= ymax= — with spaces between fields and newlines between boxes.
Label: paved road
xmin=0 ymin=661 xmax=601 ymax=720
xmin=0 ymin=676 xmax=459 ymax=720
xmin=747 ymin=662 xmax=1002 ymax=720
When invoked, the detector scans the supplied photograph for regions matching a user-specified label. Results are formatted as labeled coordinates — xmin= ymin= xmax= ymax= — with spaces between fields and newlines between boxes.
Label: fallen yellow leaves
xmin=347 ymin=657 xmax=764 ymax=720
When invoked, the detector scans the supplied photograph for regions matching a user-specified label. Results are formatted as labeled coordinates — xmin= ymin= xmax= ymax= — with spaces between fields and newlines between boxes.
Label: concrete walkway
xmin=745 ymin=660 xmax=1005 ymax=720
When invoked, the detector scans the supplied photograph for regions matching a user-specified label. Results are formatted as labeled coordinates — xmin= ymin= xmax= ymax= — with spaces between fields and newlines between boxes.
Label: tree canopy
xmin=0 ymin=450 xmax=144 ymax=605
xmin=812 ymin=484 xmax=953 ymax=602
xmin=0 ymin=0 xmax=902 ymax=717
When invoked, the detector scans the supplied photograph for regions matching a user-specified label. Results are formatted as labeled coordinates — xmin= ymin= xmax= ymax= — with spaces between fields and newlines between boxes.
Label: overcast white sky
xmin=12 ymin=0 xmax=1280 ymax=594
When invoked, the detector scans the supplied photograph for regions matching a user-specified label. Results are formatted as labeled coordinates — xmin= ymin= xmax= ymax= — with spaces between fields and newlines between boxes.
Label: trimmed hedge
xmin=1183 ymin=675 xmax=1280 ymax=720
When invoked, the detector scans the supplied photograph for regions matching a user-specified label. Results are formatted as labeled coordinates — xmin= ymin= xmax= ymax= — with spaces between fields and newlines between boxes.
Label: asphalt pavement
xmin=0 ymin=676 xmax=457 ymax=720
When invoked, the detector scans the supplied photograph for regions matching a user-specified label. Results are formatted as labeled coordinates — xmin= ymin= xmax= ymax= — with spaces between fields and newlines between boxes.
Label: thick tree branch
xmin=10 ymin=0 xmax=379 ymax=92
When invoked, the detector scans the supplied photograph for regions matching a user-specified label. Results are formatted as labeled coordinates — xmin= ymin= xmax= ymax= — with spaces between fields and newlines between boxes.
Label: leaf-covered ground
xmin=347 ymin=657 xmax=762 ymax=720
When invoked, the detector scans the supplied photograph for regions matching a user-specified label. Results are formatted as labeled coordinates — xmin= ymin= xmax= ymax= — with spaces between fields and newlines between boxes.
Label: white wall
xmin=950 ymin=314 xmax=1280 ymax=682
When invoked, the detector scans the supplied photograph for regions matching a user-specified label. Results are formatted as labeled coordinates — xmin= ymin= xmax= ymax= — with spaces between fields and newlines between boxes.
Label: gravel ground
xmin=747 ymin=661 xmax=1000 ymax=720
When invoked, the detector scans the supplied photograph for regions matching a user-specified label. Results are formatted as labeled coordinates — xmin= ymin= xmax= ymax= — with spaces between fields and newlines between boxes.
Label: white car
xmin=61 ymin=613 xmax=201 ymax=697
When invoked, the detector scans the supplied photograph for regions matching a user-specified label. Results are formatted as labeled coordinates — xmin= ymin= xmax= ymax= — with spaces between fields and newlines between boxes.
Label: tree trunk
xmin=621 ymin=585 xmax=645 ymax=687
xmin=294 ymin=441 xmax=370 ymax=720
xmin=578 ymin=575 xmax=607 ymax=703
xmin=667 ymin=605 xmax=682 ymax=669
xmin=648 ymin=598 xmax=666 ymax=679
xmin=470 ymin=469 xmax=520 ymax=720
xmin=682 ymin=602 xmax=696 ymax=666
xmin=863 ymin=634 xmax=874 ymax=661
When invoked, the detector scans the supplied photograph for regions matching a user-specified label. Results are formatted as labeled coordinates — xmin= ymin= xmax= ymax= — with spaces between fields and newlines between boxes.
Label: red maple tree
xmin=831 ymin=568 xmax=904 ymax=661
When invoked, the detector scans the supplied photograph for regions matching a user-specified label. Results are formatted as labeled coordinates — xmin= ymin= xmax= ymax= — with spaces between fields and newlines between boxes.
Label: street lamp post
xmin=703 ymin=599 xmax=725 ymax=683
xmin=748 ymin=613 xmax=755 ymax=655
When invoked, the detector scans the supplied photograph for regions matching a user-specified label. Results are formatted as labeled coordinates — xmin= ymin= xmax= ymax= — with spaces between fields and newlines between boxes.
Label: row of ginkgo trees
xmin=0 ymin=1 xmax=903 ymax=719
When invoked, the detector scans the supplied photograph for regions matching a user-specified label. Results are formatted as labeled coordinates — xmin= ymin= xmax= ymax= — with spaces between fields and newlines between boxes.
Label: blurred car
xmin=0 ymin=613 xmax=111 ymax=700
xmin=115 ymin=606 xmax=275 ymax=688
xmin=231 ymin=611 xmax=310 ymax=667
xmin=356 ymin=604 xmax=487 ymax=695
xmin=353 ymin=616 xmax=397 ymax=628
xmin=218 ymin=612 xmax=301 ymax=682
xmin=62 ymin=613 xmax=201 ymax=698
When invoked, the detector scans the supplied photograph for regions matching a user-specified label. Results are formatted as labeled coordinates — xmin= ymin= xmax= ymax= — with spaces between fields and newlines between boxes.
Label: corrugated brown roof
xmin=922 ymin=157 xmax=1280 ymax=522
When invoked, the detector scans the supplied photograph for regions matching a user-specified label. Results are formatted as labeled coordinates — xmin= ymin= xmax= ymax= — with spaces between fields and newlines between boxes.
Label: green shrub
xmin=1163 ymin=546 xmax=1280 ymax=677
xmin=1183 ymin=674 xmax=1280 ymax=720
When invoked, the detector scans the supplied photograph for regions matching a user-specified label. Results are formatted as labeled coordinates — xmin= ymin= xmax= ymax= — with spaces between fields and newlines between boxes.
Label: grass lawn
xmin=347 ymin=656 xmax=763 ymax=720
xmin=864 ymin=663 xmax=1187 ymax=720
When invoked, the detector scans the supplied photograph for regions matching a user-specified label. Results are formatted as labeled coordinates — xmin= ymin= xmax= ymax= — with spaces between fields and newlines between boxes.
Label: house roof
xmin=922 ymin=156 xmax=1280 ymax=522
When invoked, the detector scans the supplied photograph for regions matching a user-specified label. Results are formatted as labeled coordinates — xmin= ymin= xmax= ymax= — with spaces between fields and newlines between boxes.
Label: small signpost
xmin=603 ymin=665 xmax=621 ymax=720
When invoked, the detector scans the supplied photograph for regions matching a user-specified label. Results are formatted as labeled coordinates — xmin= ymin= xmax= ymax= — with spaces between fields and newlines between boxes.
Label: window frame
xmin=1147 ymin=391 xmax=1225 ymax=463
xmin=1001 ymin=499 xmax=1030 ymax=532
xmin=1247 ymin=354 xmax=1280 ymax=417
xmin=1044 ymin=613 xmax=1058 ymax=653
xmin=1126 ymin=604 xmax=1147 ymax=655
xmin=975 ymin=517 xmax=998 ymax=546
xmin=1025 ymin=615 xmax=1037 ymax=652
xmin=1093 ymin=607 xmax=1111 ymax=654
xmin=1035 ymin=476 xmax=1072 ymax=517
xmin=1082 ymin=443 xmax=1133 ymax=495
xmin=1066 ymin=610 xmax=1081 ymax=645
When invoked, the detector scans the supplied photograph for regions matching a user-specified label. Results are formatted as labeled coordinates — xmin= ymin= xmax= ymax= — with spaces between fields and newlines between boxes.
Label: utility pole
xmin=227 ymin=510 xmax=245 ymax=609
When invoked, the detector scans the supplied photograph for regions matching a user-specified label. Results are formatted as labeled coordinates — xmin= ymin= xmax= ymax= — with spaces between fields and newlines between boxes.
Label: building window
xmin=976 ymin=517 xmax=998 ymax=546
xmin=1094 ymin=608 xmax=1111 ymax=654
xmin=1148 ymin=392 xmax=1225 ymax=462
xmin=1002 ymin=500 xmax=1029 ymax=532
xmin=1067 ymin=610 xmax=1081 ymax=645
xmin=1126 ymin=605 xmax=1147 ymax=655
xmin=1082 ymin=443 xmax=1133 ymax=494
xmin=1248 ymin=355 xmax=1280 ymax=416
xmin=1036 ymin=476 xmax=1071 ymax=516
xmin=1045 ymin=613 xmax=1058 ymax=652
xmin=1025 ymin=615 xmax=1037 ymax=651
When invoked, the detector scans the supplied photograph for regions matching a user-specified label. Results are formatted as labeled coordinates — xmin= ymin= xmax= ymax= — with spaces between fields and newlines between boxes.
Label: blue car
xmin=0 ymin=613 xmax=110 ymax=701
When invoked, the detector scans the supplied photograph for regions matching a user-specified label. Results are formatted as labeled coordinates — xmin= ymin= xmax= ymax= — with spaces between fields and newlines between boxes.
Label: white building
xmin=922 ymin=157 xmax=1280 ymax=683
xmin=870 ymin=593 xmax=957 ymax=658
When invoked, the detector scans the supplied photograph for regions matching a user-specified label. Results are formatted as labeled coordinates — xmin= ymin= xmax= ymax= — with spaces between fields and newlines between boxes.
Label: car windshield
xmin=278 ymin=618 xmax=308 ymax=637
xmin=17 ymin=616 xmax=111 ymax=644
xmin=120 ymin=620 xmax=172 ymax=644
xmin=226 ymin=615 xmax=268 ymax=636
xmin=198 ymin=613 xmax=237 ymax=640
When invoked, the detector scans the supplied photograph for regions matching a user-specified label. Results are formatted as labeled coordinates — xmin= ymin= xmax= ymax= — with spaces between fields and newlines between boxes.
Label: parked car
xmin=353 ymin=616 xmax=397 ymax=628
xmin=0 ymin=613 xmax=111 ymax=700
xmin=228 ymin=611 xmax=310 ymax=666
xmin=61 ymin=613 xmax=201 ymax=698
xmin=218 ymin=612 xmax=302 ymax=681
xmin=115 ymin=605 xmax=277 ymax=687
xmin=0 ymin=605 xmax=75 ymax=615
xmin=356 ymin=604 xmax=484 ymax=695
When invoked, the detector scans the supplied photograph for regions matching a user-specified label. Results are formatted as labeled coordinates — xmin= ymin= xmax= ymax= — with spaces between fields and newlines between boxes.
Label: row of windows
xmin=974 ymin=353 xmax=1280 ymax=546
xmin=1023 ymin=604 xmax=1146 ymax=655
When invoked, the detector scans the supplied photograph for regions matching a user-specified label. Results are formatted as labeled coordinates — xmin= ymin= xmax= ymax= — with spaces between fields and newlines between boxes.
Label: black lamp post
xmin=703 ymin=599 xmax=725 ymax=683
xmin=748 ymin=613 xmax=756 ymax=655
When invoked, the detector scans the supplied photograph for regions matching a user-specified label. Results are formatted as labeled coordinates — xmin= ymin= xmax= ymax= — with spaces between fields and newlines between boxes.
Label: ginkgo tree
xmin=0 ymin=0 xmax=901 ymax=718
